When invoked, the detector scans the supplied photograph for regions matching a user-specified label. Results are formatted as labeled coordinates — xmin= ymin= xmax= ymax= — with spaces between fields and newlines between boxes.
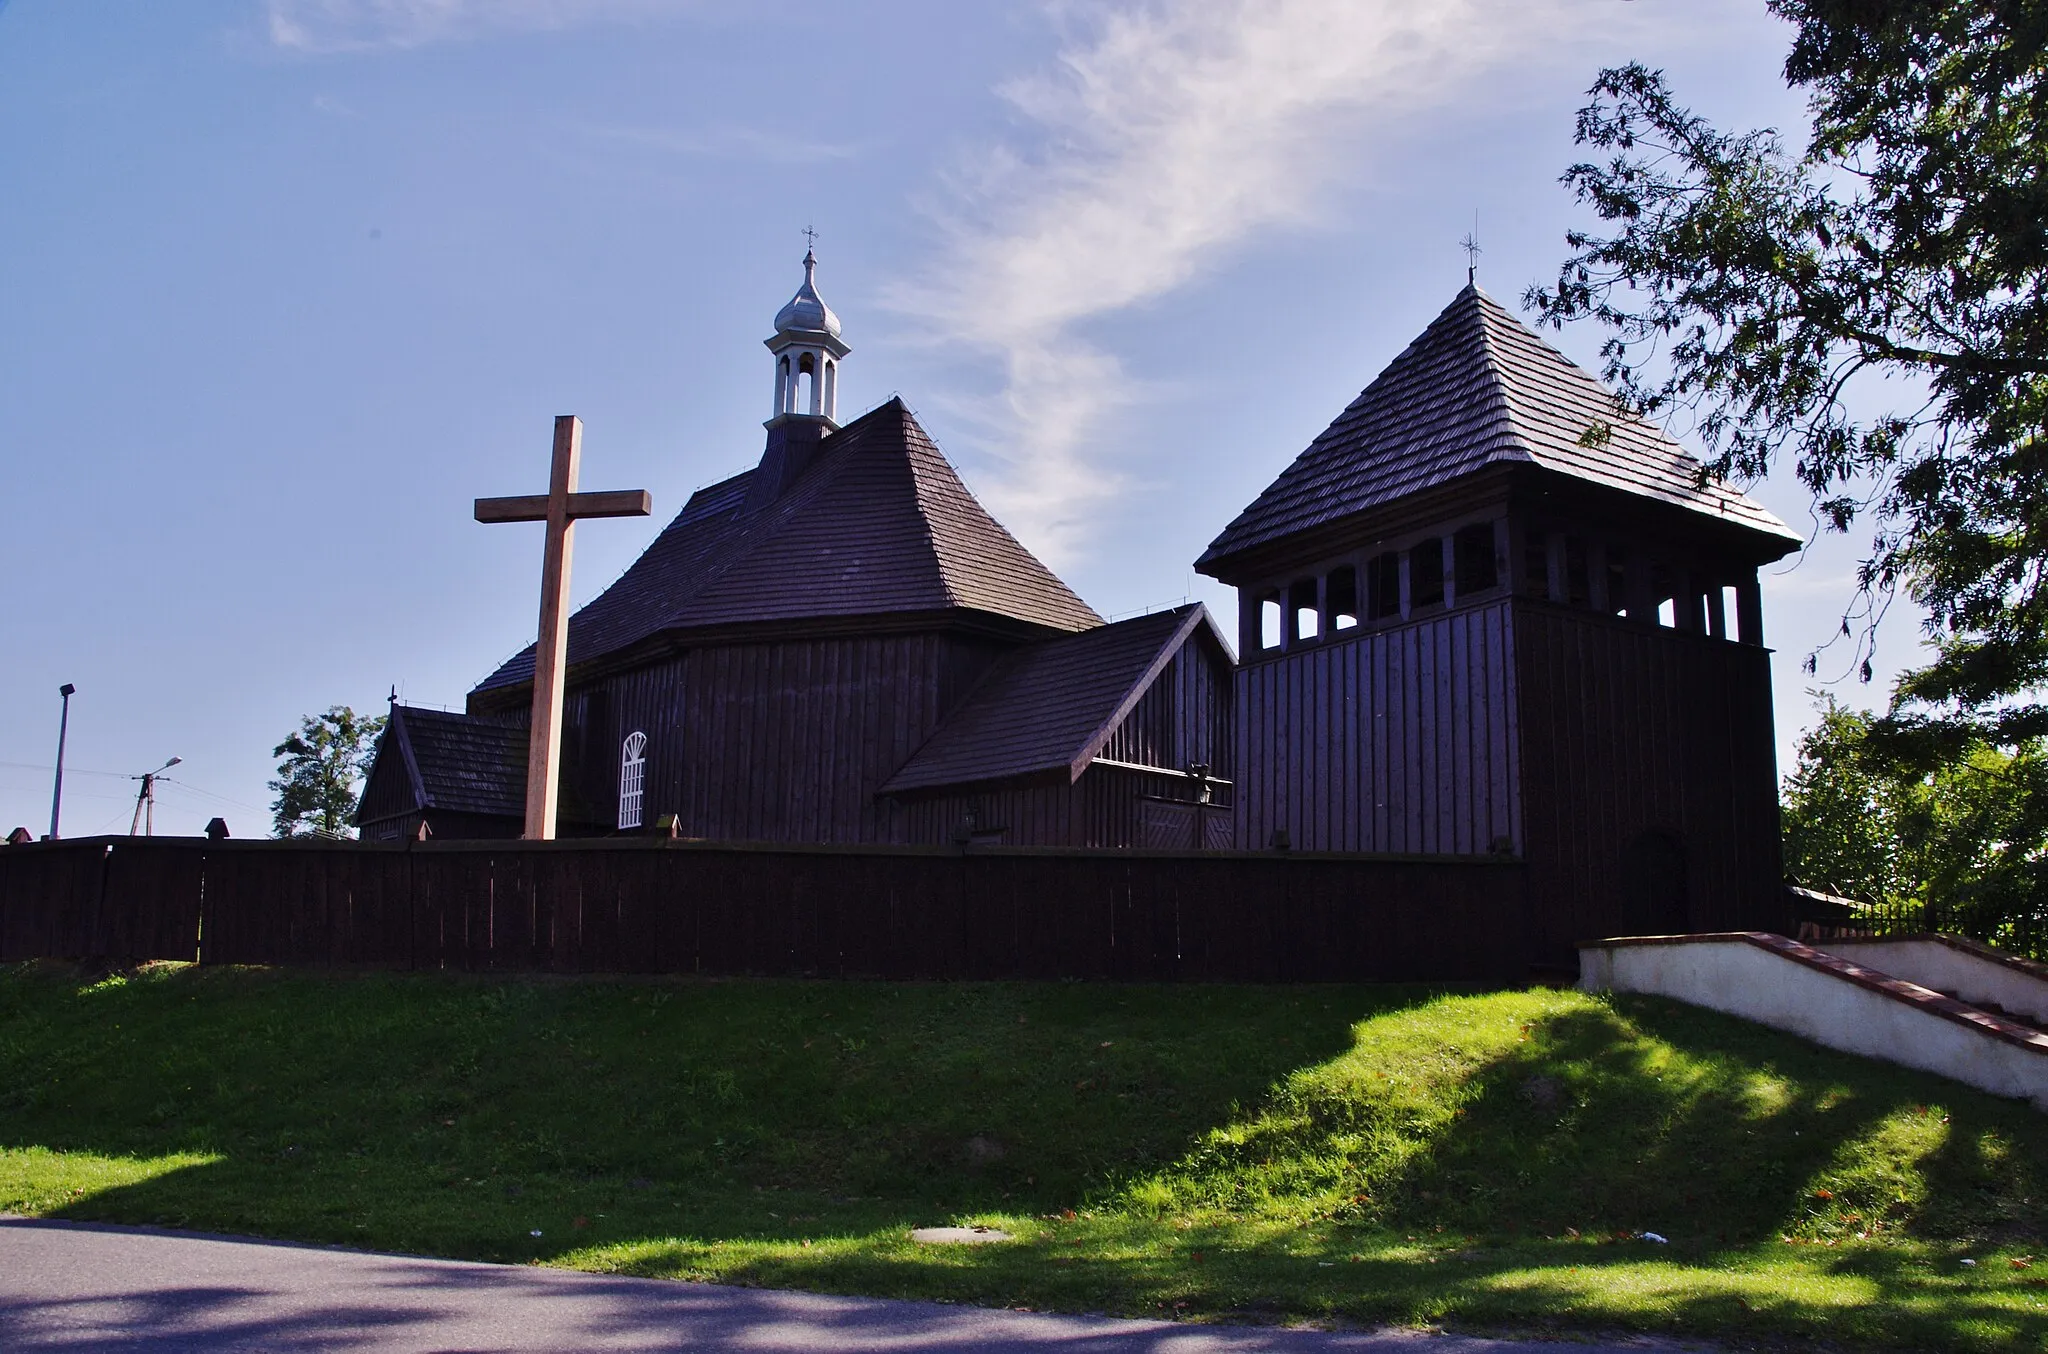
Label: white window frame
xmin=617 ymin=731 xmax=648 ymax=830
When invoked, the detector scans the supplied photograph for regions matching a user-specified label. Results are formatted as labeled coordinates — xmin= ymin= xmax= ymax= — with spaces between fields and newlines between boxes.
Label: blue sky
xmin=0 ymin=1 xmax=1895 ymax=837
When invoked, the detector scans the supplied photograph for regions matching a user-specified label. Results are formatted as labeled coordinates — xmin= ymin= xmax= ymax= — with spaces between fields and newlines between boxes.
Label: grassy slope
xmin=0 ymin=962 xmax=2043 ymax=1351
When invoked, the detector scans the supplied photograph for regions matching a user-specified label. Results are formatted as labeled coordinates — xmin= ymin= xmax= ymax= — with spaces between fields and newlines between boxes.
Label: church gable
xmin=880 ymin=605 xmax=1224 ymax=798
xmin=356 ymin=704 xmax=528 ymax=839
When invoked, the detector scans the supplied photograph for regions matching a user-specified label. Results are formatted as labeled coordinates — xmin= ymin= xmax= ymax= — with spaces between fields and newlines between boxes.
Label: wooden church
xmin=357 ymin=252 xmax=1236 ymax=849
xmin=1196 ymin=282 xmax=1800 ymax=960
xmin=360 ymin=253 xmax=1799 ymax=962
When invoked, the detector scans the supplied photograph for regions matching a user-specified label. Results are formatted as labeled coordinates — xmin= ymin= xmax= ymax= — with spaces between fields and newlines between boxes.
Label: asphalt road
xmin=0 ymin=1218 xmax=1702 ymax=1352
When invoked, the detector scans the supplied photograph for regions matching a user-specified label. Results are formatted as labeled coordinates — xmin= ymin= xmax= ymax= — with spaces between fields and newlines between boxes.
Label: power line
xmin=155 ymin=777 xmax=264 ymax=813
xmin=0 ymin=759 xmax=133 ymax=780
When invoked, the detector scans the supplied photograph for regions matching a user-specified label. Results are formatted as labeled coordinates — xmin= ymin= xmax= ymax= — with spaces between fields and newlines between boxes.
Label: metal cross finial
xmin=802 ymin=224 xmax=819 ymax=253
xmin=1461 ymin=213 xmax=1481 ymax=284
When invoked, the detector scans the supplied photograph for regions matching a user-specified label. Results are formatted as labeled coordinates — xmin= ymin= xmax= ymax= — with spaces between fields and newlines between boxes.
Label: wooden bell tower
xmin=1198 ymin=285 xmax=1803 ymax=971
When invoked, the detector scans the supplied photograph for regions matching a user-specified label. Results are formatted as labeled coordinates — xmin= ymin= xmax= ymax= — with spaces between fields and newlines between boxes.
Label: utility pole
xmin=129 ymin=756 xmax=181 ymax=837
xmin=48 ymin=683 xmax=75 ymax=841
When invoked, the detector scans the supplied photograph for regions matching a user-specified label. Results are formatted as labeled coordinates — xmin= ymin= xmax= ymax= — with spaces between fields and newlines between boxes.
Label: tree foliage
xmin=1528 ymin=1 xmax=2048 ymax=749
xmin=1781 ymin=700 xmax=1913 ymax=909
xmin=269 ymin=706 xmax=386 ymax=839
xmin=1782 ymin=696 xmax=2048 ymax=956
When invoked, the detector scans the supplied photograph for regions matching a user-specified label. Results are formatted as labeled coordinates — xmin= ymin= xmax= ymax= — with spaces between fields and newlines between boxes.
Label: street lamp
xmin=47 ymin=684 xmax=76 ymax=841
xmin=129 ymin=756 xmax=182 ymax=838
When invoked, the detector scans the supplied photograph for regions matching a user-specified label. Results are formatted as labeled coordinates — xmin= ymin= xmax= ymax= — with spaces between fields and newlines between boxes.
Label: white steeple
xmin=765 ymin=246 xmax=850 ymax=427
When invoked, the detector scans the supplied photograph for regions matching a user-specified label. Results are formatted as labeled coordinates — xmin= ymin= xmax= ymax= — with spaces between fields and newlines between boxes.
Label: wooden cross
xmin=475 ymin=415 xmax=651 ymax=840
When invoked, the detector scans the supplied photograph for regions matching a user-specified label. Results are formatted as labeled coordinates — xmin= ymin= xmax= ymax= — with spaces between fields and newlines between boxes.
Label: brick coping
xmin=1579 ymin=931 xmax=2048 ymax=1055
xmin=1829 ymin=931 xmax=2048 ymax=985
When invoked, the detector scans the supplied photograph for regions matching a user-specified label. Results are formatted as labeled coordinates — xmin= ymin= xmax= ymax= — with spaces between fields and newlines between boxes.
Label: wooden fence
xmin=0 ymin=837 xmax=1529 ymax=983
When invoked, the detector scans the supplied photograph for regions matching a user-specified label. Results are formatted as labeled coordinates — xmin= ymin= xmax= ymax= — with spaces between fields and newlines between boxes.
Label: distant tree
xmin=1782 ymin=694 xmax=2048 ymax=955
xmin=269 ymin=706 xmax=386 ymax=839
xmin=1780 ymin=698 xmax=1910 ymax=908
xmin=1529 ymin=3 xmax=2048 ymax=753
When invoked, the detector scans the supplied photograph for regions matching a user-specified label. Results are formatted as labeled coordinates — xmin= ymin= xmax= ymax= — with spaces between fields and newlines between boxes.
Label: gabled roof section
xmin=880 ymin=604 xmax=1222 ymax=797
xmin=1198 ymin=286 xmax=1798 ymax=573
xmin=379 ymin=705 xmax=526 ymax=819
xmin=476 ymin=399 xmax=1100 ymax=694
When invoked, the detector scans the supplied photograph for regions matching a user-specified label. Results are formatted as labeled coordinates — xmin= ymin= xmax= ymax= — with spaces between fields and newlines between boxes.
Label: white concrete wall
xmin=1579 ymin=938 xmax=2048 ymax=1112
xmin=1818 ymin=938 xmax=2048 ymax=1027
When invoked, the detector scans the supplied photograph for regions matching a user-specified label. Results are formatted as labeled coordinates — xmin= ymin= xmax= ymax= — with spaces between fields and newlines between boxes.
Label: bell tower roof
xmin=772 ymin=249 xmax=842 ymax=340
xmin=1196 ymin=284 xmax=1799 ymax=578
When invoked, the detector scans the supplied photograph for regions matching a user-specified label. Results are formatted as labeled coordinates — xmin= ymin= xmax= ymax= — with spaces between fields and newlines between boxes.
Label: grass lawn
xmin=1 ymin=961 xmax=2044 ymax=1351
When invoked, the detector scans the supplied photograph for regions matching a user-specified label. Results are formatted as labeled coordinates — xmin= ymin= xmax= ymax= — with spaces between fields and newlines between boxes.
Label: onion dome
xmin=773 ymin=249 xmax=841 ymax=338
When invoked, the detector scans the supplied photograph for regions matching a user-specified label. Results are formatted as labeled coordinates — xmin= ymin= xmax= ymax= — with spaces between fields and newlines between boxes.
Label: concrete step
xmin=1813 ymin=933 xmax=2048 ymax=1030
xmin=1579 ymin=931 xmax=2048 ymax=1112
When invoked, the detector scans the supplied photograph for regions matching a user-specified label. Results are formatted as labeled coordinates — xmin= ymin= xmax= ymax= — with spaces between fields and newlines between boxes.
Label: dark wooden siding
xmin=552 ymin=625 xmax=1234 ymax=852
xmin=1235 ymin=600 xmax=1520 ymax=855
xmin=1099 ymin=639 xmax=1235 ymax=780
xmin=1512 ymin=601 xmax=1787 ymax=966
xmin=361 ymin=810 xmax=525 ymax=845
xmin=901 ymin=765 xmax=1227 ymax=849
xmin=560 ymin=633 xmax=1009 ymax=845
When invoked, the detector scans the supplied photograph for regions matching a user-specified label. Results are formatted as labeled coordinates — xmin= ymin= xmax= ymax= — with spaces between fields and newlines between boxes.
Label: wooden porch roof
xmin=879 ymin=604 xmax=1225 ymax=797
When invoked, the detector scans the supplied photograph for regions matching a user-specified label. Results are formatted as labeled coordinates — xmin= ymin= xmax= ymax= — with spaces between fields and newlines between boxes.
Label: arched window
xmin=617 ymin=731 xmax=648 ymax=831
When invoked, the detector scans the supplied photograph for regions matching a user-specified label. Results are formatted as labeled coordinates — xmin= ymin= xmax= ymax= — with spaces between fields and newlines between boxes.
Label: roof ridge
xmin=664 ymin=436 xmax=863 ymax=615
xmin=895 ymin=407 xmax=1102 ymax=628
xmin=1463 ymin=290 xmax=1537 ymax=466
xmin=389 ymin=706 xmax=430 ymax=810
xmin=642 ymin=402 xmax=921 ymax=628
xmin=887 ymin=405 xmax=969 ymax=612
xmin=1475 ymin=289 xmax=1621 ymax=440
xmin=1474 ymin=290 xmax=1766 ymax=512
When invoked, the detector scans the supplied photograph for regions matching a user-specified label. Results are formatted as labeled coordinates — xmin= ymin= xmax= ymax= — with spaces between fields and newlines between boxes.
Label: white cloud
xmin=265 ymin=0 xmax=693 ymax=52
xmin=892 ymin=0 xmax=1663 ymax=566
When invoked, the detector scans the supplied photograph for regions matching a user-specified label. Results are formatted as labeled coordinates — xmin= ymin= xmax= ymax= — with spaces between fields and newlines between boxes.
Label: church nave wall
xmin=560 ymin=630 xmax=1012 ymax=844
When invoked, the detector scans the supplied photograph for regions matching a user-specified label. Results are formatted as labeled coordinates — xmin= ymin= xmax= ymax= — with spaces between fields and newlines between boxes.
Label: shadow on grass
xmin=1372 ymin=994 xmax=2046 ymax=1252
xmin=0 ymin=963 xmax=1435 ymax=1261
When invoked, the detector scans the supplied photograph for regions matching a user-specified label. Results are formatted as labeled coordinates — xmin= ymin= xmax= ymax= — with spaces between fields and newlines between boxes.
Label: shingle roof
xmin=476 ymin=399 xmax=1100 ymax=694
xmin=880 ymin=604 xmax=1218 ymax=796
xmin=385 ymin=705 xmax=526 ymax=818
xmin=1198 ymin=286 xmax=1799 ymax=572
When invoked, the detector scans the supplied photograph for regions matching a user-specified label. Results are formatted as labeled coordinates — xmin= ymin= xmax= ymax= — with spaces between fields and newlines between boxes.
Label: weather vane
xmin=1460 ymin=215 xmax=1481 ymax=285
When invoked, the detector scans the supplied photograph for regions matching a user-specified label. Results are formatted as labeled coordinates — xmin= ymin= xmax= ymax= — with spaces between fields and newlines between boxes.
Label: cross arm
xmin=474 ymin=490 xmax=654 ymax=524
